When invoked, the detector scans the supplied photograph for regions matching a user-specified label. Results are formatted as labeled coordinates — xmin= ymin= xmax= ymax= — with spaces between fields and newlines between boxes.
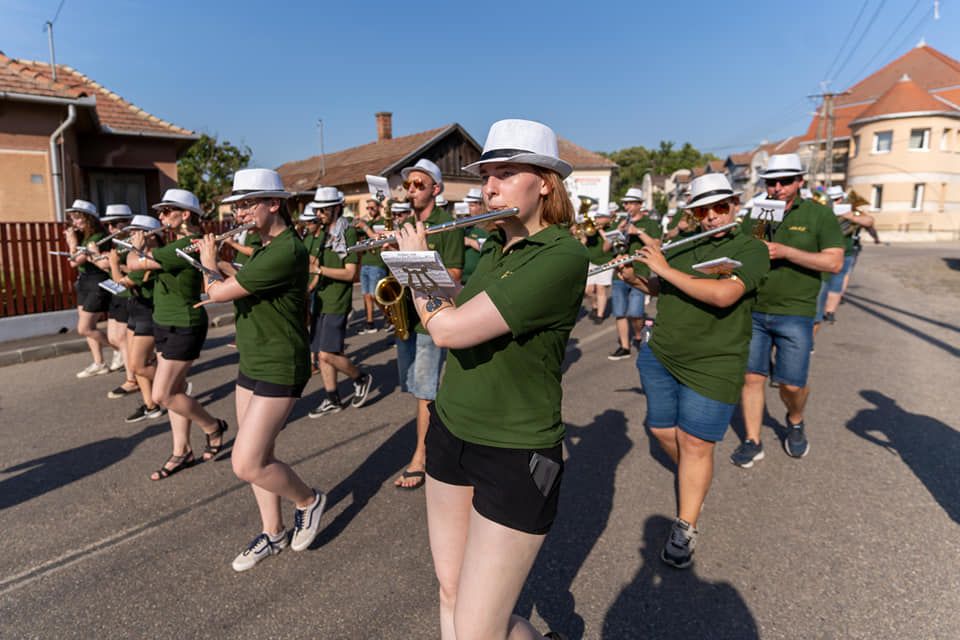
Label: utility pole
xmin=45 ymin=21 xmax=57 ymax=81
xmin=807 ymin=90 xmax=851 ymax=189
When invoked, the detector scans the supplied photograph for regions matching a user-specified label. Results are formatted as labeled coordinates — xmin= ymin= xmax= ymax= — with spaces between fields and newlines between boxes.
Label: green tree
xmin=602 ymin=140 xmax=719 ymax=201
xmin=177 ymin=134 xmax=251 ymax=215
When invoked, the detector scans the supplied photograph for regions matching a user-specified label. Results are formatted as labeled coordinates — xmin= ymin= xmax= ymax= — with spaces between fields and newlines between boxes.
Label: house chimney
xmin=376 ymin=112 xmax=392 ymax=142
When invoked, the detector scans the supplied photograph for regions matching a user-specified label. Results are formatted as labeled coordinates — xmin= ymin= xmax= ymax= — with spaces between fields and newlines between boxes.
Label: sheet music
xmin=380 ymin=251 xmax=455 ymax=293
xmin=833 ymin=203 xmax=852 ymax=216
xmin=365 ymin=175 xmax=392 ymax=201
xmin=749 ymin=199 xmax=786 ymax=223
xmin=692 ymin=257 xmax=742 ymax=275
xmin=98 ymin=279 xmax=127 ymax=295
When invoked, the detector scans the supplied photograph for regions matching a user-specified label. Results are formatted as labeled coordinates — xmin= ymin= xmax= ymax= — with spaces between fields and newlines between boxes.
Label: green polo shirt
xmin=754 ymin=198 xmax=845 ymax=317
xmin=127 ymin=268 xmax=154 ymax=301
xmin=359 ymin=218 xmax=387 ymax=268
xmin=315 ymin=225 xmax=359 ymax=315
xmin=234 ymin=227 xmax=310 ymax=386
xmin=233 ymin=231 xmax=262 ymax=266
xmin=649 ymin=230 xmax=770 ymax=404
xmin=618 ymin=216 xmax=663 ymax=279
xmin=301 ymin=231 xmax=325 ymax=263
xmin=583 ymin=224 xmax=615 ymax=265
xmin=151 ymin=236 xmax=207 ymax=327
xmin=77 ymin=232 xmax=107 ymax=277
xmin=462 ymin=225 xmax=490 ymax=283
xmin=436 ymin=224 xmax=589 ymax=449
xmin=411 ymin=207 xmax=465 ymax=335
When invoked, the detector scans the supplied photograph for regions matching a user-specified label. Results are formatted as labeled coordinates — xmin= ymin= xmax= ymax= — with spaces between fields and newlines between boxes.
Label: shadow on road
xmin=844 ymin=292 xmax=960 ymax=334
xmin=562 ymin=337 xmax=583 ymax=375
xmin=0 ymin=423 xmax=168 ymax=510
xmin=515 ymin=409 xmax=632 ymax=639
xmin=308 ymin=419 xmax=415 ymax=549
xmin=843 ymin=296 xmax=959 ymax=358
xmin=602 ymin=514 xmax=759 ymax=639
xmin=847 ymin=390 xmax=960 ymax=525
xmin=943 ymin=257 xmax=960 ymax=272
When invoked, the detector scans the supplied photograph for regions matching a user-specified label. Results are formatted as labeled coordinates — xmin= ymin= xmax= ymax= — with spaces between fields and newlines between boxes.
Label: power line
xmin=49 ymin=0 xmax=67 ymax=24
xmin=840 ymin=0 xmax=926 ymax=88
xmin=830 ymin=0 xmax=889 ymax=86
xmin=823 ymin=0 xmax=871 ymax=82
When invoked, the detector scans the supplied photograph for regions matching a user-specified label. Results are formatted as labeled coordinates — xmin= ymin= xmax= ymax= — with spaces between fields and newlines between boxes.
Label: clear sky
xmin=2 ymin=0 xmax=958 ymax=168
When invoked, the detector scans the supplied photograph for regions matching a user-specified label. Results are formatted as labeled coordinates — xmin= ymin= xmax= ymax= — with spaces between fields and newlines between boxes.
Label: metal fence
xmin=0 ymin=220 xmax=233 ymax=318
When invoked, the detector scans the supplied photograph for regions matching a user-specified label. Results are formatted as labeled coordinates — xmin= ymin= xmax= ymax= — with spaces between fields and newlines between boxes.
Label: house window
xmin=851 ymin=135 xmax=860 ymax=158
xmin=30 ymin=174 xmax=44 ymax=184
xmin=871 ymin=184 xmax=883 ymax=210
xmin=908 ymin=128 xmax=930 ymax=150
xmin=911 ymin=184 xmax=925 ymax=211
xmin=873 ymin=131 xmax=893 ymax=153
xmin=941 ymin=129 xmax=952 ymax=151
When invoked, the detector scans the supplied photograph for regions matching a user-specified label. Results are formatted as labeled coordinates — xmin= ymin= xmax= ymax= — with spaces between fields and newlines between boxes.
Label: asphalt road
xmin=1 ymin=242 xmax=958 ymax=639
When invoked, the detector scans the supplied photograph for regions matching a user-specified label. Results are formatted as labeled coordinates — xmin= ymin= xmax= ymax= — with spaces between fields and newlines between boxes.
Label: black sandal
xmin=202 ymin=419 xmax=229 ymax=461
xmin=150 ymin=450 xmax=195 ymax=481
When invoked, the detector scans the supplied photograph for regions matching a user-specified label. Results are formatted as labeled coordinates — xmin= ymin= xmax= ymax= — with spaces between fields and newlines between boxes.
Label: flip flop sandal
xmin=202 ymin=419 xmax=229 ymax=461
xmin=397 ymin=470 xmax=425 ymax=491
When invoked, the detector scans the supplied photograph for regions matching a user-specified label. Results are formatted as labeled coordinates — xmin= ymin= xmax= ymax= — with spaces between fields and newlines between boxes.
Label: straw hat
xmin=463 ymin=119 xmax=572 ymax=179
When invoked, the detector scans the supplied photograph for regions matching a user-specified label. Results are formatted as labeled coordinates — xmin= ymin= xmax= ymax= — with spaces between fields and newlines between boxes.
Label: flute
xmin=345 ymin=207 xmax=519 ymax=254
xmin=180 ymin=222 xmax=257 ymax=253
xmin=587 ymin=221 xmax=741 ymax=276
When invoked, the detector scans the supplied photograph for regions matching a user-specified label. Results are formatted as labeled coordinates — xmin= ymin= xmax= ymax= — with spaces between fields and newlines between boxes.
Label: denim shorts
xmin=611 ymin=278 xmax=646 ymax=318
xmin=636 ymin=344 xmax=735 ymax=442
xmin=360 ymin=265 xmax=388 ymax=296
xmin=746 ymin=312 xmax=814 ymax=387
xmin=310 ymin=313 xmax=347 ymax=354
xmin=396 ymin=331 xmax=445 ymax=400
xmin=826 ymin=254 xmax=856 ymax=294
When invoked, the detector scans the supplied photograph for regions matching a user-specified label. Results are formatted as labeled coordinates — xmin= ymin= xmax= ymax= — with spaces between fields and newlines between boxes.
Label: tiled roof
xmin=755 ymin=137 xmax=801 ymax=156
xmin=706 ymin=159 xmax=725 ymax=172
xmin=728 ymin=152 xmax=753 ymax=165
xmin=275 ymin=125 xmax=454 ymax=191
xmin=0 ymin=51 xmax=194 ymax=137
xmin=802 ymin=44 xmax=960 ymax=140
xmin=557 ymin=138 xmax=618 ymax=169
xmin=852 ymin=75 xmax=958 ymax=122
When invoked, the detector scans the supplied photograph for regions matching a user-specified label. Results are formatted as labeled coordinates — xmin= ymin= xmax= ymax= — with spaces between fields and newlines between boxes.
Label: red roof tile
xmin=853 ymin=75 xmax=956 ymax=122
xmin=728 ymin=152 xmax=752 ymax=165
xmin=0 ymin=51 xmax=194 ymax=137
xmin=557 ymin=138 xmax=618 ymax=169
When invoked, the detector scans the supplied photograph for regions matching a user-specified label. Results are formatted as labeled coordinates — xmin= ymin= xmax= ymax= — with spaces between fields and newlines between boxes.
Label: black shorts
xmin=154 ymin=323 xmax=207 ymax=361
xmin=76 ymin=276 xmax=111 ymax=313
xmin=108 ymin=295 xmax=129 ymax=323
xmin=236 ymin=371 xmax=306 ymax=398
xmin=310 ymin=312 xmax=347 ymax=354
xmin=425 ymin=406 xmax=564 ymax=535
xmin=127 ymin=297 xmax=155 ymax=337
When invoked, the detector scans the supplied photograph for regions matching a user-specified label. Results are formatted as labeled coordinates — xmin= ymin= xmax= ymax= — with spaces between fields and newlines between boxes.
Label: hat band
xmin=688 ymin=188 xmax=734 ymax=205
xmin=478 ymin=148 xmax=539 ymax=162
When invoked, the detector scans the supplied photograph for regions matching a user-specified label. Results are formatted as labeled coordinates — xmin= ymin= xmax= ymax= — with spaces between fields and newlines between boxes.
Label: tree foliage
xmin=177 ymin=134 xmax=252 ymax=215
xmin=602 ymin=141 xmax=719 ymax=202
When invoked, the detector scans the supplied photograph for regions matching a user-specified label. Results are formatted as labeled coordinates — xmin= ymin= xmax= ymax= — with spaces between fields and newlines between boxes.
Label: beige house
xmin=0 ymin=51 xmax=197 ymax=222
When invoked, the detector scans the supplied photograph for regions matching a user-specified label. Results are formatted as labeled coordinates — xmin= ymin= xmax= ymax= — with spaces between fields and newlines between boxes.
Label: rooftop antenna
xmin=934 ymin=0 xmax=940 ymax=20
xmin=317 ymin=119 xmax=326 ymax=177
xmin=44 ymin=0 xmax=67 ymax=82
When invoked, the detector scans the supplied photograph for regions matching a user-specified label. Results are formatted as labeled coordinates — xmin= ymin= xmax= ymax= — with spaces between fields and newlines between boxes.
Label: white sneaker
xmin=232 ymin=530 xmax=288 ymax=572
xmin=290 ymin=490 xmax=327 ymax=551
xmin=108 ymin=351 xmax=124 ymax=372
xmin=76 ymin=362 xmax=109 ymax=378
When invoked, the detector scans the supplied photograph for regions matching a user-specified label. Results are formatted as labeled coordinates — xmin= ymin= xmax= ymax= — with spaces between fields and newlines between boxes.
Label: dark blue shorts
xmin=746 ymin=312 xmax=814 ymax=387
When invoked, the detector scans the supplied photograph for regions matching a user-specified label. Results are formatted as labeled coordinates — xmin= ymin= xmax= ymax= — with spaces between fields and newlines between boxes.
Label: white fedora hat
xmin=312 ymin=186 xmax=344 ymax=207
xmin=152 ymin=188 xmax=205 ymax=215
xmin=464 ymin=119 xmax=572 ymax=179
xmin=391 ymin=201 xmax=412 ymax=213
xmin=65 ymin=199 xmax=99 ymax=218
xmin=101 ymin=204 xmax=133 ymax=222
xmin=607 ymin=202 xmax=620 ymax=214
xmin=826 ymin=185 xmax=845 ymax=200
xmin=221 ymin=169 xmax=292 ymax=204
xmin=401 ymin=159 xmax=444 ymax=193
xmin=800 ymin=187 xmax=813 ymax=200
xmin=436 ymin=195 xmax=448 ymax=207
xmin=453 ymin=202 xmax=470 ymax=216
xmin=760 ymin=153 xmax=805 ymax=179
xmin=124 ymin=214 xmax=163 ymax=232
xmin=682 ymin=173 xmax=742 ymax=210
xmin=621 ymin=187 xmax=644 ymax=202
xmin=300 ymin=203 xmax=319 ymax=221
xmin=464 ymin=187 xmax=483 ymax=202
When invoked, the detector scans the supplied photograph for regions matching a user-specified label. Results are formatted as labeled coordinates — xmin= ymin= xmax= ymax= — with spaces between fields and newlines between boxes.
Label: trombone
xmin=345 ymin=207 xmax=519 ymax=254
xmin=588 ymin=221 xmax=741 ymax=276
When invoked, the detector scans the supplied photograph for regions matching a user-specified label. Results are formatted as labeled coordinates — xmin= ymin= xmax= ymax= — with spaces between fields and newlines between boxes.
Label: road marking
xmin=0 ymin=422 xmax=392 ymax=597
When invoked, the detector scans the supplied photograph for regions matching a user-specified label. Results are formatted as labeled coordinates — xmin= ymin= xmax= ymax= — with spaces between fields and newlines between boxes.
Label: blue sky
xmin=2 ymin=0 xmax=958 ymax=167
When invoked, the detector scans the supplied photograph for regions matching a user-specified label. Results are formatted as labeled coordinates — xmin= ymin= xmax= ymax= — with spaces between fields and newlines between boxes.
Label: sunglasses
xmin=156 ymin=208 xmax=181 ymax=216
xmin=765 ymin=177 xmax=798 ymax=187
xmin=692 ymin=201 xmax=732 ymax=218
xmin=402 ymin=178 xmax=430 ymax=191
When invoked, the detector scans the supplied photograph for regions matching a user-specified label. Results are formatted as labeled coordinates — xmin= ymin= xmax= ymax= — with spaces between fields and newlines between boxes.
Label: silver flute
xmin=180 ymin=222 xmax=257 ymax=253
xmin=345 ymin=207 xmax=519 ymax=254
xmin=587 ymin=221 xmax=741 ymax=276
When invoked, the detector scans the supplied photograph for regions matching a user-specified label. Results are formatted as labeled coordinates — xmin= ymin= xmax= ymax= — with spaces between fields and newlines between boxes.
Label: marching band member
xmin=392 ymin=159 xmax=464 ymax=491
xmin=64 ymin=200 xmax=113 ymax=378
xmin=119 ymin=215 xmax=166 ymax=423
xmin=354 ymin=197 xmax=389 ymax=334
xmin=620 ymin=174 xmax=769 ymax=568
xmin=395 ymin=119 xmax=586 ymax=639
xmin=582 ymin=204 xmax=614 ymax=324
xmin=609 ymin=188 xmax=661 ymax=360
xmin=461 ymin=187 xmax=488 ymax=284
xmin=97 ymin=205 xmax=136 ymax=394
xmin=127 ymin=189 xmax=229 ymax=480
xmin=298 ymin=203 xmax=324 ymax=371
xmin=732 ymin=154 xmax=844 ymax=467
xmin=197 ymin=169 xmax=327 ymax=571
xmin=307 ymin=187 xmax=373 ymax=417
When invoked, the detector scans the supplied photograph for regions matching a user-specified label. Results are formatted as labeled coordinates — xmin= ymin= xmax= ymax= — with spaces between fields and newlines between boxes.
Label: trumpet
xmin=345 ymin=207 xmax=519 ymax=254
xmin=588 ymin=221 xmax=741 ymax=276
xmin=181 ymin=222 xmax=257 ymax=253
